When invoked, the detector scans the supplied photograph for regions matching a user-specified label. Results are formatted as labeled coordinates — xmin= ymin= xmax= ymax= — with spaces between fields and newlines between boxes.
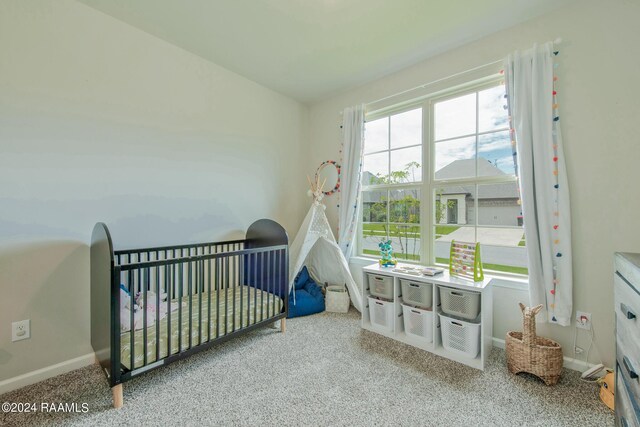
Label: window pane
xmin=361 ymin=190 xmax=388 ymax=257
xmin=362 ymin=152 xmax=388 ymax=185
xmin=364 ymin=117 xmax=388 ymax=154
xmin=434 ymin=225 xmax=474 ymax=266
xmin=477 ymin=183 xmax=521 ymax=226
xmin=476 ymin=231 xmax=528 ymax=275
xmin=390 ymin=224 xmax=421 ymax=261
xmin=390 ymin=146 xmax=422 ymax=183
xmin=478 ymin=131 xmax=514 ymax=176
xmin=390 ymin=108 xmax=422 ymax=149
xmin=478 ymin=85 xmax=509 ymax=133
xmin=390 ymin=189 xmax=420 ymax=224
xmin=389 ymin=189 xmax=421 ymax=261
xmin=434 ymin=93 xmax=476 ymax=141
xmin=434 ymin=136 xmax=475 ymax=179
xmin=361 ymin=190 xmax=387 ymax=224
xmin=435 ymin=185 xmax=475 ymax=225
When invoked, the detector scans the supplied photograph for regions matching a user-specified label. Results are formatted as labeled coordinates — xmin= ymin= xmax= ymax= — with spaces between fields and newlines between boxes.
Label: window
xmin=361 ymin=108 xmax=422 ymax=261
xmin=359 ymin=78 xmax=527 ymax=276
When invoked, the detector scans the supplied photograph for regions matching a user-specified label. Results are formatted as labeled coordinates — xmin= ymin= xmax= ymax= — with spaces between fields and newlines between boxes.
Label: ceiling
xmin=78 ymin=0 xmax=571 ymax=103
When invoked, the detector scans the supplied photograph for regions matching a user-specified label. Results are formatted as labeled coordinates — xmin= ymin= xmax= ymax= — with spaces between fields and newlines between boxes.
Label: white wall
xmin=310 ymin=0 xmax=640 ymax=368
xmin=0 ymin=0 xmax=308 ymax=383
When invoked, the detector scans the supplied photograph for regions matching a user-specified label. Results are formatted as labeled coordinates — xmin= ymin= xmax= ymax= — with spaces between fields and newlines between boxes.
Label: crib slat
xmin=240 ymin=255 xmax=243 ymax=330
xmin=245 ymin=253 xmax=250 ymax=327
xmin=253 ymin=253 xmax=258 ymax=323
xmin=260 ymin=251 xmax=265 ymax=322
xmin=272 ymin=250 xmax=277 ymax=317
xmin=129 ymin=270 xmax=135 ymax=371
xmin=198 ymin=260 xmax=203 ymax=346
xmin=224 ymin=255 xmax=229 ymax=336
xmin=178 ymin=262 xmax=183 ymax=353
xmin=155 ymin=258 xmax=160 ymax=362
xmin=188 ymin=260 xmax=193 ymax=349
xmin=207 ymin=258 xmax=212 ymax=342
xmin=273 ymin=250 xmax=277 ymax=317
xmin=266 ymin=251 xmax=271 ymax=318
xmin=166 ymin=264 xmax=171 ymax=358
xmin=232 ymin=255 xmax=236 ymax=332
xmin=216 ymin=257 xmax=221 ymax=339
xmin=172 ymin=249 xmax=176 ymax=295
xmin=143 ymin=268 xmax=148 ymax=367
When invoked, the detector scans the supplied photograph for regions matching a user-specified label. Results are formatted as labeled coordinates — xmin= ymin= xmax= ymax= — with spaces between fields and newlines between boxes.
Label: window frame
xmin=359 ymin=74 xmax=528 ymax=278
xmin=360 ymin=105 xmax=424 ymax=262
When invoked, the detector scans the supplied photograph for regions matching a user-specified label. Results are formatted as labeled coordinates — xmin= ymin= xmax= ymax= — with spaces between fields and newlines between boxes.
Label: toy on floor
xmin=378 ymin=240 xmax=397 ymax=267
xmin=598 ymin=371 xmax=615 ymax=410
xmin=506 ymin=303 xmax=563 ymax=385
xmin=288 ymin=266 xmax=325 ymax=318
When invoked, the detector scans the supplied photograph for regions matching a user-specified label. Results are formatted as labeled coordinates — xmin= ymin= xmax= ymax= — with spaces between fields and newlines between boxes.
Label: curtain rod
xmin=339 ymin=37 xmax=563 ymax=113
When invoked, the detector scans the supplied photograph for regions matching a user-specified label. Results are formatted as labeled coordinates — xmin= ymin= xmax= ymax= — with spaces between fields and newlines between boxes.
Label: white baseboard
xmin=492 ymin=337 xmax=593 ymax=373
xmin=0 ymin=353 xmax=96 ymax=396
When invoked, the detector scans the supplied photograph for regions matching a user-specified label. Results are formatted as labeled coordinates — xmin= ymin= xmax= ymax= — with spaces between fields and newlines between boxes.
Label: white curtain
xmin=337 ymin=105 xmax=365 ymax=260
xmin=504 ymin=43 xmax=572 ymax=325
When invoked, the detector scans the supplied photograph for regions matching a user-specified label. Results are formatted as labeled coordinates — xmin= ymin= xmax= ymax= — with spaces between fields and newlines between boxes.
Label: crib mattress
xmin=121 ymin=285 xmax=283 ymax=370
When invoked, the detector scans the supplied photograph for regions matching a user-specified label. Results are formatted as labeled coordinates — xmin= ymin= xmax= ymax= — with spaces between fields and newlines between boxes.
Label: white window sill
xmin=349 ymin=255 xmax=529 ymax=290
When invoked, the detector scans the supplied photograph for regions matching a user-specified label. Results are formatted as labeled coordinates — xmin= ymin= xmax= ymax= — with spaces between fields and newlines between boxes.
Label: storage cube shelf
xmin=362 ymin=262 xmax=493 ymax=370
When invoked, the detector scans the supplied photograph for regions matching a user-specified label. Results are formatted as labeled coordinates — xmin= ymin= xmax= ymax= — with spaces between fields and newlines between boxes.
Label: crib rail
xmin=115 ymin=240 xmax=245 ymax=266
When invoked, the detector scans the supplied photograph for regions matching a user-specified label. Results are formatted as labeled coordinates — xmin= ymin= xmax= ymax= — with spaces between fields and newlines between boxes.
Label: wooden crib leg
xmin=112 ymin=384 xmax=123 ymax=409
xmin=281 ymin=318 xmax=286 ymax=333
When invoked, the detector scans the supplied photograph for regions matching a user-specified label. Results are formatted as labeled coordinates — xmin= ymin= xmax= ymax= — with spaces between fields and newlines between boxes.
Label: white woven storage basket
xmin=439 ymin=287 xmax=481 ymax=320
xmin=325 ymin=285 xmax=350 ymax=313
xmin=368 ymin=296 xmax=394 ymax=333
xmin=439 ymin=313 xmax=481 ymax=358
xmin=401 ymin=280 xmax=432 ymax=309
xmin=367 ymin=273 xmax=393 ymax=300
xmin=402 ymin=303 xmax=433 ymax=343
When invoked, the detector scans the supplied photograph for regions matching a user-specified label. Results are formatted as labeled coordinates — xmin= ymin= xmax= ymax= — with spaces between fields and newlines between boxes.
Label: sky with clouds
xmin=363 ymin=84 xmax=513 ymax=183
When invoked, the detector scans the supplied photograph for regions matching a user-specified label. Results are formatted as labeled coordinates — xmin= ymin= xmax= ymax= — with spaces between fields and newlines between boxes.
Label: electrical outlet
xmin=576 ymin=311 xmax=592 ymax=330
xmin=11 ymin=319 xmax=30 ymax=342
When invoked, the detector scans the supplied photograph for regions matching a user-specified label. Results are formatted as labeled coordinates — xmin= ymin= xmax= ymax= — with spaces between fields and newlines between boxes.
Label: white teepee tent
xmin=289 ymin=179 xmax=362 ymax=312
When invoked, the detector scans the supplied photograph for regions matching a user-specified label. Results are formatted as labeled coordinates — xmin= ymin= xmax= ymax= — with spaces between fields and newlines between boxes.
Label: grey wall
xmin=0 ymin=0 xmax=308 ymax=381
xmin=310 ymin=0 xmax=640 ymax=368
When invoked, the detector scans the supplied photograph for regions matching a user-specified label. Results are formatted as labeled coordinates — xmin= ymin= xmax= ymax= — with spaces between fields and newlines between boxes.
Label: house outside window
xmin=359 ymin=76 xmax=527 ymax=276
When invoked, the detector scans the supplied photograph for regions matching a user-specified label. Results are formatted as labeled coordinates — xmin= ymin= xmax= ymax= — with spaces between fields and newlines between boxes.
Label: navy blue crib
xmin=90 ymin=219 xmax=288 ymax=408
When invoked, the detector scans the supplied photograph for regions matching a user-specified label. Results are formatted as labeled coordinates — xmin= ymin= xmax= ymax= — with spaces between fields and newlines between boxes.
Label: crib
xmin=90 ymin=219 xmax=288 ymax=408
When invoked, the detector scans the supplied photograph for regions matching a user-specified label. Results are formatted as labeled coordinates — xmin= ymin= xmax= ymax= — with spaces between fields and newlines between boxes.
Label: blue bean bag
xmin=288 ymin=266 xmax=325 ymax=318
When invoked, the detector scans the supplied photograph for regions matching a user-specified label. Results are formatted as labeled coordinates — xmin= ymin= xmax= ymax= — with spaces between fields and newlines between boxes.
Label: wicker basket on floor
xmin=506 ymin=303 xmax=563 ymax=385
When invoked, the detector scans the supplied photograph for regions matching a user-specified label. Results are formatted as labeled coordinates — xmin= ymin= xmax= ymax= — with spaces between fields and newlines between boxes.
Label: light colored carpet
xmin=1 ymin=309 xmax=613 ymax=426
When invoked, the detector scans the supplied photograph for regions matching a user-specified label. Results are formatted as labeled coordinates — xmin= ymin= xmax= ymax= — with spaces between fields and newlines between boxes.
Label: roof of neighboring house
xmin=435 ymin=158 xmax=504 ymax=179
xmin=361 ymin=159 xmax=518 ymax=202
xmin=435 ymin=159 xmax=518 ymax=199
